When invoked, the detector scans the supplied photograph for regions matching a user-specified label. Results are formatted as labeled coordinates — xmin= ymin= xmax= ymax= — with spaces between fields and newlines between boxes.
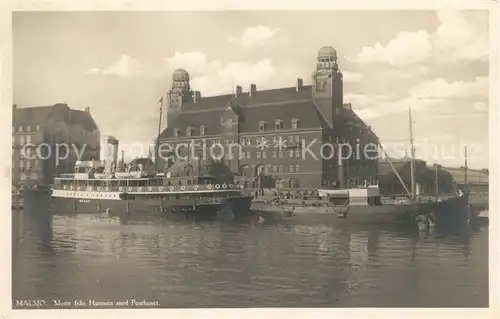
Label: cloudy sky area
xmin=13 ymin=11 xmax=489 ymax=168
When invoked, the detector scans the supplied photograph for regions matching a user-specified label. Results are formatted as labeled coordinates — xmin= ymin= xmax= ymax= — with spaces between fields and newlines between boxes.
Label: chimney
xmin=235 ymin=85 xmax=242 ymax=97
xmin=193 ymin=91 xmax=201 ymax=103
xmin=296 ymin=78 xmax=303 ymax=91
xmin=249 ymin=84 xmax=257 ymax=96
xmin=85 ymin=106 xmax=90 ymax=113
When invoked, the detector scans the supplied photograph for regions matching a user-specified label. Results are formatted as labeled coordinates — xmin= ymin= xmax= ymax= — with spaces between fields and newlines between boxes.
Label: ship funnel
xmin=101 ymin=135 xmax=119 ymax=174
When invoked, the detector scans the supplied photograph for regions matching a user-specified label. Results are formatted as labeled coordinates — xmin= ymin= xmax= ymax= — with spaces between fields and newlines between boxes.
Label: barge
xmin=251 ymin=185 xmax=439 ymax=224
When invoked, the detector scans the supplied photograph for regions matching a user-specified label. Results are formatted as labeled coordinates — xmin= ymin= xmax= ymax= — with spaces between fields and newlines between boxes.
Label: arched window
xmin=289 ymin=178 xmax=298 ymax=189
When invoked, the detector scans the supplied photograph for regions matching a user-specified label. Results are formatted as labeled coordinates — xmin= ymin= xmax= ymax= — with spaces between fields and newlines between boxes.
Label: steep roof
xmin=13 ymin=104 xmax=99 ymax=132
xmin=159 ymin=99 xmax=323 ymax=138
xmin=12 ymin=105 xmax=55 ymax=126
xmin=70 ymin=109 xmax=99 ymax=132
xmin=184 ymin=85 xmax=313 ymax=112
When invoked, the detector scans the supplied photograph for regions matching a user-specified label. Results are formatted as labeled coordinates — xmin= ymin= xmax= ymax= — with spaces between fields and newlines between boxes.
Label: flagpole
xmin=155 ymin=97 xmax=164 ymax=173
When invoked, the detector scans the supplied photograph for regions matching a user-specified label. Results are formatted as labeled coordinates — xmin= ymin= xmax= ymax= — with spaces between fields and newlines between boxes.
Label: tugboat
xmin=49 ymin=158 xmax=253 ymax=219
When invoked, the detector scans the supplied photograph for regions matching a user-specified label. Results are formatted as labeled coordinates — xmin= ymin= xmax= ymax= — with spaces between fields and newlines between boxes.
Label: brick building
xmin=157 ymin=46 xmax=379 ymax=190
xmin=12 ymin=103 xmax=100 ymax=188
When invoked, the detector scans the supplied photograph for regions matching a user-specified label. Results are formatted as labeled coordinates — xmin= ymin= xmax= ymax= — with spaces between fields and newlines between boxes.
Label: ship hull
xmin=434 ymin=193 xmax=472 ymax=228
xmin=50 ymin=195 xmax=253 ymax=219
xmin=251 ymin=201 xmax=438 ymax=224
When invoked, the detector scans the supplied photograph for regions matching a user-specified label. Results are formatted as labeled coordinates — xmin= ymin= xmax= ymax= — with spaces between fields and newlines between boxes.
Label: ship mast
xmin=155 ymin=97 xmax=164 ymax=173
xmin=409 ymin=105 xmax=416 ymax=201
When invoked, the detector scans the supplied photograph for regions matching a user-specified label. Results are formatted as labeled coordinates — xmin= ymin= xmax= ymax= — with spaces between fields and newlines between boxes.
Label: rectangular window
xmin=272 ymin=165 xmax=277 ymax=173
xmin=278 ymin=165 xmax=283 ymax=173
xmin=27 ymin=125 xmax=31 ymax=132
xmin=289 ymin=165 xmax=294 ymax=173
xmin=288 ymin=136 xmax=293 ymax=143
xmin=36 ymin=125 xmax=41 ymax=131
xmin=275 ymin=120 xmax=283 ymax=130
xmin=246 ymin=138 xmax=251 ymax=145
xmin=246 ymin=152 xmax=251 ymax=159
xmin=273 ymin=151 xmax=277 ymax=158
xmin=289 ymin=150 xmax=294 ymax=158
xmin=240 ymin=139 xmax=245 ymax=146
xmin=26 ymin=160 xmax=31 ymax=170
xmin=294 ymin=135 xmax=300 ymax=143
xmin=295 ymin=164 xmax=300 ymax=172
xmin=20 ymin=136 xmax=25 ymax=145
xmin=262 ymin=152 xmax=267 ymax=159
xmin=174 ymin=128 xmax=180 ymax=137
xmin=19 ymin=126 xmax=23 ymax=133
xmin=256 ymin=152 xmax=261 ymax=159
xmin=26 ymin=135 xmax=31 ymax=143
xmin=279 ymin=151 xmax=283 ymax=158
xmin=295 ymin=150 xmax=300 ymax=157
xmin=292 ymin=118 xmax=299 ymax=129
xmin=259 ymin=121 xmax=265 ymax=132
xmin=239 ymin=152 xmax=245 ymax=160
xmin=200 ymin=126 xmax=206 ymax=136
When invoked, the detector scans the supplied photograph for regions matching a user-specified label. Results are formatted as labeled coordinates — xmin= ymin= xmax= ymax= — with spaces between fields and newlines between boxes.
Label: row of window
xmin=166 ymin=135 xmax=302 ymax=147
xmin=14 ymin=125 xmax=41 ymax=133
xmin=174 ymin=118 xmax=301 ymax=137
xmin=13 ymin=135 xmax=32 ymax=144
xmin=18 ymin=159 xmax=40 ymax=170
xmin=256 ymin=164 xmax=301 ymax=173
xmin=259 ymin=118 xmax=299 ymax=132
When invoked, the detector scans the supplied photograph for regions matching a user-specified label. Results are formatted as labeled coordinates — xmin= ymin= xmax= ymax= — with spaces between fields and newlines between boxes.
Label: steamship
xmin=50 ymin=159 xmax=253 ymax=218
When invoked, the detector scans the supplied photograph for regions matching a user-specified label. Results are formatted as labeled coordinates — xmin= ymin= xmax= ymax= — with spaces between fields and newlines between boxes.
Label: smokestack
xmin=235 ymin=85 xmax=242 ymax=97
xmin=85 ymin=106 xmax=90 ymax=113
xmin=193 ymin=91 xmax=201 ymax=103
xmin=121 ymin=150 xmax=125 ymax=171
xmin=296 ymin=78 xmax=303 ymax=91
xmin=249 ymin=84 xmax=257 ymax=96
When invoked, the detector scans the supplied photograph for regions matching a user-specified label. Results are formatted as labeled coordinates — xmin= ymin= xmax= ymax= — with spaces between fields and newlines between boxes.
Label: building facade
xmin=12 ymin=103 xmax=100 ymax=187
xmin=157 ymin=46 xmax=379 ymax=190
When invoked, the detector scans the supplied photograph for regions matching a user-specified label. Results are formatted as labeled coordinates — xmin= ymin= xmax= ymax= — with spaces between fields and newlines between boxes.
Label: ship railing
xmin=53 ymin=182 xmax=246 ymax=193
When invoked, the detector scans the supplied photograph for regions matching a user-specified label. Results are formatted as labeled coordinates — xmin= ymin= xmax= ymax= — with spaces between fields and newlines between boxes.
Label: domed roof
xmin=318 ymin=46 xmax=337 ymax=59
xmin=172 ymin=68 xmax=189 ymax=82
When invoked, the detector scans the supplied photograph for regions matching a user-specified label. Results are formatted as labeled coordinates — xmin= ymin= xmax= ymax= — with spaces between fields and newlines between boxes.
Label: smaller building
xmin=12 ymin=103 xmax=100 ymax=188
xmin=378 ymin=157 xmax=455 ymax=195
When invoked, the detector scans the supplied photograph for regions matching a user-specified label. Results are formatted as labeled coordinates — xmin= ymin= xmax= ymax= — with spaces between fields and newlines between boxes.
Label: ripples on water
xmin=12 ymin=209 xmax=489 ymax=308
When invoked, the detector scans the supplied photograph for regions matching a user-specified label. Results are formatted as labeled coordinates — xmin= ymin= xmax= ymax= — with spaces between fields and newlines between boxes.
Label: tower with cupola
xmin=165 ymin=68 xmax=192 ymax=129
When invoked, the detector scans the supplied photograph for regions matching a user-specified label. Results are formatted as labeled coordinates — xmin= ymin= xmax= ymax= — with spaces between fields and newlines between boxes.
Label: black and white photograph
xmin=2 ymin=2 xmax=497 ymax=317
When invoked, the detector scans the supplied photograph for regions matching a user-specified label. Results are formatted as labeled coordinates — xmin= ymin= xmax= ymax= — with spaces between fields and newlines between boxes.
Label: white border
xmin=1 ymin=1 xmax=498 ymax=319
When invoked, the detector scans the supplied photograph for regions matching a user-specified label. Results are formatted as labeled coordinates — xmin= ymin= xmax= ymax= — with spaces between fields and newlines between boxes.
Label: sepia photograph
xmin=5 ymin=4 xmax=496 ymax=316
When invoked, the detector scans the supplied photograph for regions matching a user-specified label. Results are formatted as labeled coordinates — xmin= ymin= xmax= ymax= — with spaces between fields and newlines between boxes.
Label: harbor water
xmin=12 ymin=209 xmax=488 ymax=308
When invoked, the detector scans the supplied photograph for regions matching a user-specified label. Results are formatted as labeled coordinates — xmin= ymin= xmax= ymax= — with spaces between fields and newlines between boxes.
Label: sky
xmin=13 ymin=10 xmax=489 ymax=168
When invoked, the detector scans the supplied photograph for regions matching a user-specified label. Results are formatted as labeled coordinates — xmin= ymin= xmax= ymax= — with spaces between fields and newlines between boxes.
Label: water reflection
xmin=12 ymin=210 xmax=489 ymax=308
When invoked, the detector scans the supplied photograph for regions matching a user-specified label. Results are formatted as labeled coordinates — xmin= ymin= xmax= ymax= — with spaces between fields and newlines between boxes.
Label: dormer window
xmin=259 ymin=121 xmax=266 ymax=132
xmin=275 ymin=119 xmax=283 ymax=130
xmin=292 ymin=118 xmax=299 ymax=129
xmin=174 ymin=128 xmax=180 ymax=137
xmin=200 ymin=125 xmax=207 ymax=136
xmin=187 ymin=126 xmax=194 ymax=136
